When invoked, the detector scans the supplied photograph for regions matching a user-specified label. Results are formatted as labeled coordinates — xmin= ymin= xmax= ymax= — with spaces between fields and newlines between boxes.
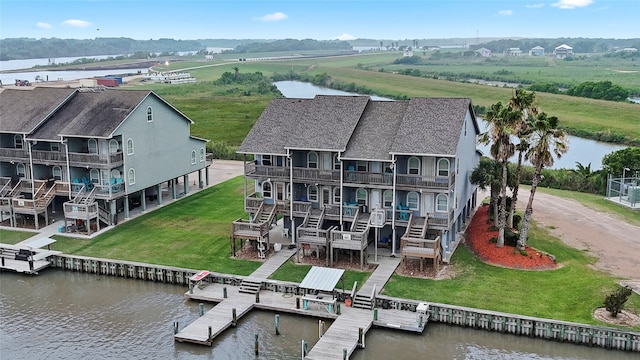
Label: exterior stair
xmin=402 ymin=215 xmax=428 ymax=240
xmin=352 ymin=293 xmax=373 ymax=310
xmin=351 ymin=213 xmax=370 ymax=232
xmin=239 ymin=278 xmax=262 ymax=294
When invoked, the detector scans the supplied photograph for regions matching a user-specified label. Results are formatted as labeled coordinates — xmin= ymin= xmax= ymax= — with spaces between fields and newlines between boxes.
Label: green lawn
xmin=0 ymin=229 xmax=35 ymax=244
xmin=384 ymin=221 xmax=640 ymax=328
xmin=270 ymin=259 xmax=371 ymax=291
xmin=51 ymin=176 xmax=261 ymax=275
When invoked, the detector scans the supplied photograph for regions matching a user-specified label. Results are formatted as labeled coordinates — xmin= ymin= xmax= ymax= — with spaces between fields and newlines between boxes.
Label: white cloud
xmin=258 ymin=12 xmax=288 ymax=22
xmin=61 ymin=19 xmax=91 ymax=28
xmin=36 ymin=22 xmax=52 ymax=29
xmin=526 ymin=3 xmax=545 ymax=8
xmin=499 ymin=10 xmax=513 ymax=16
xmin=551 ymin=0 xmax=593 ymax=9
xmin=335 ymin=33 xmax=356 ymax=41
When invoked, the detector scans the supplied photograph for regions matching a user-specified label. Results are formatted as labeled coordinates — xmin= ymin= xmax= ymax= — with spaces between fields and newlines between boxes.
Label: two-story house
xmin=233 ymin=95 xmax=480 ymax=269
xmin=0 ymin=87 xmax=209 ymax=234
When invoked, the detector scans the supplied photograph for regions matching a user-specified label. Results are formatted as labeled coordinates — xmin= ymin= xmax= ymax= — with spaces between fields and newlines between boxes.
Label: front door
xmin=321 ymin=187 xmax=331 ymax=207
xmin=275 ymin=182 xmax=286 ymax=201
xmin=370 ymin=189 xmax=381 ymax=211
xmin=423 ymin=193 xmax=434 ymax=216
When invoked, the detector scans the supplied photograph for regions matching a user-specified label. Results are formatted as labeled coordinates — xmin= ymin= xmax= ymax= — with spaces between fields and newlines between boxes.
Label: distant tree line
xmin=0 ymin=37 xmax=204 ymax=61
xmin=226 ymin=39 xmax=352 ymax=53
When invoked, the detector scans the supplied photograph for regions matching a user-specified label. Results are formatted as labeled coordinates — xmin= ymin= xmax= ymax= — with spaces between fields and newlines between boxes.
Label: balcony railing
xmin=64 ymin=202 xmax=99 ymax=219
xmin=344 ymin=170 xmax=393 ymax=186
xmin=292 ymin=167 xmax=340 ymax=182
xmin=244 ymin=163 xmax=290 ymax=179
xmin=428 ymin=209 xmax=454 ymax=228
xmin=0 ymin=148 xmax=124 ymax=168
xmin=396 ymin=173 xmax=455 ymax=189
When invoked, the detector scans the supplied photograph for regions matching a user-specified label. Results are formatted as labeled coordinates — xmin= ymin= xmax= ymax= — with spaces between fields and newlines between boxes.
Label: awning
xmin=299 ymin=266 xmax=345 ymax=293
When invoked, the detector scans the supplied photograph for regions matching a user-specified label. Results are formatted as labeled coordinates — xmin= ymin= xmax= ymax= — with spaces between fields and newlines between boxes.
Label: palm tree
xmin=470 ymin=157 xmax=502 ymax=225
xmin=478 ymin=102 xmax=520 ymax=247
xmin=507 ymin=89 xmax=538 ymax=228
xmin=518 ymin=113 xmax=569 ymax=250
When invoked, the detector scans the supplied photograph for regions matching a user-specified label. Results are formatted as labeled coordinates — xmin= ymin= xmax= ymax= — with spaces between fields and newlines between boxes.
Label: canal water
xmin=273 ymin=81 xmax=627 ymax=170
xmin=1 ymin=270 xmax=636 ymax=360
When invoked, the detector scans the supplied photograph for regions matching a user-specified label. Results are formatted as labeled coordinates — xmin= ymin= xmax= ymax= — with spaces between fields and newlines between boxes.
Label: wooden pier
xmin=1 ymin=238 xmax=61 ymax=274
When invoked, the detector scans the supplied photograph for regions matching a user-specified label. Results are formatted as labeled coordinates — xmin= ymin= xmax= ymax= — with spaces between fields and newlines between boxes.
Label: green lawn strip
xmin=0 ymin=229 xmax=36 ymax=244
xmin=383 ymin=221 xmax=640 ymax=329
xmin=51 ymin=177 xmax=261 ymax=276
xmin=270 ymin=259 xmax=370 ymax=291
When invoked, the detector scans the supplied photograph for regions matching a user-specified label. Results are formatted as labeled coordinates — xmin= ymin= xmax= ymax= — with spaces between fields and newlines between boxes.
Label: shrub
xmin=519 ymin=250 xmax=529 ymax=257
xmin=604 ymin=286 xmax=633 ymax=317
xmin=489 ymin=237 xmax=498 ymax=244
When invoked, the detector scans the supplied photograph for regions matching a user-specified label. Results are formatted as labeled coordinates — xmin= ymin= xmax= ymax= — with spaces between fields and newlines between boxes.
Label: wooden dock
xmin=1 ymin=240 xmax=61 ymax=274
xmin=359 ymin=257 xmax=400 ymax=296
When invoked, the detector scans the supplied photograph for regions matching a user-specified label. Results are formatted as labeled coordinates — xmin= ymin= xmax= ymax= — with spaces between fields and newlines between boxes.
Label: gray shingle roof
xmin=237 ymin=95 xmax=370 ymax=154
xmin=390 ymin=98 xmax=474 ymax=156
xmin=30 ymin=89 xmax=151 ymax=140
xmin=342 ymin=101 xmax=408 ymax=161
xmin=240 ymin=95 xmax=477 ymax=159
xmin=0 ymin=88 xmax=76 ymax=134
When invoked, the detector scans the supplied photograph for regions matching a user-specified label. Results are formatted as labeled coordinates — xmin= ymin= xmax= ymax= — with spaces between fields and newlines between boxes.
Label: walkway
xmin=359 ymin=257 xmax=400 ymax=296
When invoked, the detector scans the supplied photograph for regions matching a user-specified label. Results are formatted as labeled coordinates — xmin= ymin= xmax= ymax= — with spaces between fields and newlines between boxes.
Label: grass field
xmin=1 ymin=176 xmax=630 ymax=328
xmin=137 ymin=52 xmax=640 ymax=146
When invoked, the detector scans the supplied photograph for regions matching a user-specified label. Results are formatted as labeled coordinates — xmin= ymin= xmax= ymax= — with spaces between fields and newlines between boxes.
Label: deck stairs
xmin=253 ymin=203 xmax=276 ymax=260
xmin=401 ymin=215 xmax=428 ymax=241
xmin=238 ymin=278 xmax=262 ymax=295
xmin=351 ymin=282 xmax=377 ymax=310
xmin=34 ymin=185 xmax=57 ymax=209
xmin=302 ymin=208 xmax=324 ymax=229
xmin=350 ymin=212 xmax=370 ymax=233
xmin=98 ymin=206 xmax=110 ymax=225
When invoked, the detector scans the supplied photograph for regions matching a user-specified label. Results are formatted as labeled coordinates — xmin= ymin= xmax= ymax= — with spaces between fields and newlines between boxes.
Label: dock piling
xmin=223 ymin=287 xmax=227 ymax=298
xmin=301 ymin=340 xmax=308 ymax=358
xmin=199 ymin=303 xmax=204 ymax=316
xmin=296 ymin=296 xmax=300 ymax=309
xmin=275 ymin=314 xmax=280 ymax=335
xmin=208 ymin=326 xmax=212 ymax=340
xmin=318 ymin=320 xmax=324 ymax=338
xmin=232 ymin=308 xmax=237 ymax=326
xmin=255 ymin=292 xmax=260 ymax=303
xmin=254 ymin=333 xmax=259 ymax=355
xmin=173 ymin=321 xmax=179 ymax=334
xmin=358 ymin=327 xmax=365 ymax=348
xmin=374 ymin=308 xmax=378 ymax=321
xmin=189 ymin=283 xmax=193 ymax=294
xmin=343 ymin=348 xmax=347 ymax=359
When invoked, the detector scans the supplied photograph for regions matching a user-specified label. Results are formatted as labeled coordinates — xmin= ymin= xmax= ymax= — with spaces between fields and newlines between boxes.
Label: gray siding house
xmin=234 ymin=95 xmax=480 ymax=268
xmin=0 ymin=87 xmax=209 ymax=233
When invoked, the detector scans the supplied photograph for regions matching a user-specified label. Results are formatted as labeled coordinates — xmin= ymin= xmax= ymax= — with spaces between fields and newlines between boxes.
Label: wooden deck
xmin=249 ymin=247 xmax=296 ymax=279
xmin=0 ymin=242 xmax=61 ymax=274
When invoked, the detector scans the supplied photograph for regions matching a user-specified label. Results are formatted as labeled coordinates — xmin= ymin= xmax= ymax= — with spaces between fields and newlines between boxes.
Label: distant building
xmin=616 ymin=47 xmax=638 ymax=53
xmin=505 ymin=48 xmax=522 ymax=56
xmin=475 ymin=47 xmax=491 ymax=58
xmin=554 ymin=44 xmax=573 ymax=59
xmin=529 ymin=46 xmax=545 ymax=57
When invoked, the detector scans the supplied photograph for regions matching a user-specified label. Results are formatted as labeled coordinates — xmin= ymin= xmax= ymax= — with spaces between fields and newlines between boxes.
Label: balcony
xmin=292 ymin=167 xmax=340 ymax=183
xmin=344 ymin=170 xmax=393 ymax=186
xmin=396 ymin=173 xmax=455 ymax=190
xmin=0 ymin=148 xmax=124 ymax=168
xmin=244 ymin=162 xmax=290 ymax=180
xmin=427 ymin=209 xmax=454 ymax=229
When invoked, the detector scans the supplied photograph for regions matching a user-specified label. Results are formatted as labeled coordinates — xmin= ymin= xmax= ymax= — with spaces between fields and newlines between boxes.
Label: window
xmin=109 ymin=139 xmax=119 ymax=153
xmin=52 ymin=166 xmax=62 ymax=181
xmin=333 ymin=154 xmax=341 ymax=170
xmin=407 ymin=192 xmax=419 ymax=210
xmin=276 ymin=156 xmax=284 ymax=167
xmin=191 ymin=150 xmax=197 ymax=165
xmin=408 ymin=157 xmax=420 ymax=175
xmin=308 ymin=152 xmax=318 ymax=168
xmin=147 ymin=106 xmax=153 ymax=122
xmin=51 ymin=142 xmax=61 ymax=152
xmin=200 ymin=148 xmax=205 ymax=162
xmin=111 ymin=169 xmax=121 ymax=179
xmin=333 ymin=187 xmax=341 ymax=204
xmin=371 ymin=161 xmax=382 ymax=173
xmin=262 ymin=182 xmax=272 ymax=198
xmin=127 ymin=139 xmax=134 ymax=155
xmin=436 ymin=194 xmax=448 ymax=212
xmin=90 ymin=169 xmax=100 ymax=184
xmin=308 ymin=185 xmax=318 ymax=202
xmin=437 ymin=158 xmax=450 ymax=177
xmin=14 ymin=135 xmax=23 ymax=149
xmin=356 ymin=161 xmax=368 ymax=172
xmin=322 ymin=153 xmax=332 ymax=170
xmin=261 ymin=155 xmax=272 ymax=166
xmin=128 ymin=169 xmax=136 ymax=185
xmin=16 ymin=163 xmax=26 ymax=178
xmin=356 ymin=188 xmax=367 ymax=206
xmin=88 ymin=139 xmax=98 ymax=154
xmin=383 ymin=190 xmax=393 ymax=208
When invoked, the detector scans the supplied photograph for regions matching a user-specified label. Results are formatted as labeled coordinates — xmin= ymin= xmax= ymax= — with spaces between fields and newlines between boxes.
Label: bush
xmin=604 ymin=286 xmax=633 ymax=317
xmin=504 ymin=228 xmax=519 ymax=247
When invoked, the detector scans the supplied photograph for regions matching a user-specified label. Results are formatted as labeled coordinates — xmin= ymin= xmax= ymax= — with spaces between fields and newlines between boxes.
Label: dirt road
xmin=481 ymin=188 xmax=640 ymax=280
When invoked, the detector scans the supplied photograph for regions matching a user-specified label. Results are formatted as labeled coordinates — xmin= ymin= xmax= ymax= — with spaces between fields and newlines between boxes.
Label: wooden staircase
xmin=350 ymin=213 xmax=370 ymax=233
xmin=403 ymin=215 xmax=428 ymax=240
xmin=400 ymin=215 xmax=441 ymax=272
xmin=352 ymin=293 xmax=373 ymax=310
xmin=302 ymin=208 xmax=324 ymax=228
xmin=238 ymin=278 xmax=262 ymax=294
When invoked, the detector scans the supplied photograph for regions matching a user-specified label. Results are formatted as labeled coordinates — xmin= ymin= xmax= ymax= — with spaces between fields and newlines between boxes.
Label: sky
xmin=0 ymin=0 xmax=638 ymax=41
